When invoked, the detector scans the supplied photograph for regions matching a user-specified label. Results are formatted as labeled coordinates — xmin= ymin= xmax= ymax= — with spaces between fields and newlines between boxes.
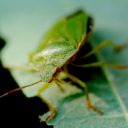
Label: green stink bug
xmin=1 ymin=10 xmax=128 ymax=122
xmin=28 ymin=10 xmax=98 ymax=121
xmin=28 ymin=10 xmax=93 ymax=81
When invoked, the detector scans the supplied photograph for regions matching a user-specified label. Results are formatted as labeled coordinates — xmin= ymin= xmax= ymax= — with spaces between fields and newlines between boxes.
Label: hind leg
xmin=64 ymin=71 xmax=103 ymax=115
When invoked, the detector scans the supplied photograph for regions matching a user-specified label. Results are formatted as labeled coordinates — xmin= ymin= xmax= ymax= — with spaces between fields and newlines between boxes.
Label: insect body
xmin=27 ymin=10 xmax=99 ymax=121
xmin=29 ymin=10 xmax=92 ymax=82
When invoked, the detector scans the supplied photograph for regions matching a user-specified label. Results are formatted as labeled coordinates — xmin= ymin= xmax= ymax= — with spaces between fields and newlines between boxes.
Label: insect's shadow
xmin=0 ymin=37 xmax=53 ymax=128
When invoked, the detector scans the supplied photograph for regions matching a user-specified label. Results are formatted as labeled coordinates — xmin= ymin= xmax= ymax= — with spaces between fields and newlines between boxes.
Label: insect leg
xmin=71 ymin=61 xmax=128 ymax=69
xmin=78 ymin=40 xmax=128 ymax=60
xmin=3 ymin=64 xmax=32 ymax=72
xmin=63 ymin=71 xmax=103 ymax=115
xmin=37 ymin=82 xmax=57 ymax=122
xmin=78 ymin=40 xmax=112 ymax=60
xmin=54 ymin=79 xmax=65 ymax=92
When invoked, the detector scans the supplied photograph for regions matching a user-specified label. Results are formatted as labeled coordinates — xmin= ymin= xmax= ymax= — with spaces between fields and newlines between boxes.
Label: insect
xmin=1 ymin=10 xmax=128 ymax=122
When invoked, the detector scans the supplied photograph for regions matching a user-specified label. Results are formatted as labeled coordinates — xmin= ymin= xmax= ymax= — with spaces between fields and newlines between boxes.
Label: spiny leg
xmin=37 ymin=82 xmax=57 ymax=122
xmin=64 ymin=71 xmax=103 ymax=115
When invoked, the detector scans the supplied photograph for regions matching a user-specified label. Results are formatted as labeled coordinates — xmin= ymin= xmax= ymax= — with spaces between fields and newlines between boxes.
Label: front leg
xmin=37 ymin=82 xmax=57 ymax=122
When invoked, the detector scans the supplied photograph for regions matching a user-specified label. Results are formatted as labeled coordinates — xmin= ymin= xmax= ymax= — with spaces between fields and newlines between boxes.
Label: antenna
xmin=0 ymin=79 xmax=42 ymax=98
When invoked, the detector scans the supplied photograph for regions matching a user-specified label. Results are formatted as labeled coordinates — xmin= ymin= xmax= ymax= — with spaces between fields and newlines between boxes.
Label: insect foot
xmin=86 ymin=98 xmax=103 ymax=115
xmin=45 ymin=109 xmax=57 ymax=123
